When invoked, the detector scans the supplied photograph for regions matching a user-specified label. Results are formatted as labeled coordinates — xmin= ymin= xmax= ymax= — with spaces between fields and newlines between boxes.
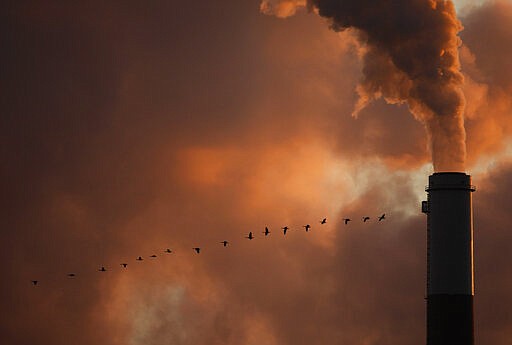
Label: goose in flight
xmin=67 ymin=273 xmax=76 ymax=278
xmin=193 ymin=247 xmax=201 ymax=254
xmin=378 ymin=214 xmax=386 ymax=221
xmin=320 ymin=218 xmax=327 ymax=224
xmin=220 ymin=240 xmax=229 ymax=247
xmin=31 ymin=280 xmax=38 ymax=286
xmin=136 ymin=256 xmax=144 ymax=261
xmin=165 ymin=248 xmax=173 ymax=254
xmin=282 ymin=226 xmax=289 ymax=235
xmin=150 ymin=254 xmax=157 ymax=258
xmin=343 ymin=218 xmax=351 ymax=225
xmin=99 ymin=266 xmax=107 ymax=272
xmin=303 ymin=224 xmax=311 ymax=232
xmin=263 ymin=227 xmax=270 ymax=236
xmin=246 ymin=231 xmax=254 ymax=240
xmin=362 ymin=216 xmax=370 ymax=223
xmin=120 ymin=263 xmax=128 ymax=268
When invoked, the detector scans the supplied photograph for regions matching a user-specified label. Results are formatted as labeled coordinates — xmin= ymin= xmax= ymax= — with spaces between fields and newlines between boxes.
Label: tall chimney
xmin=422 ymin=172 xmax=475 ymax=345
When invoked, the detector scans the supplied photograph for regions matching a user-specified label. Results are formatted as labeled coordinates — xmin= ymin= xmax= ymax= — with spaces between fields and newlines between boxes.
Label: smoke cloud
xmin=261 ymin=0 xmax=467 ymax=172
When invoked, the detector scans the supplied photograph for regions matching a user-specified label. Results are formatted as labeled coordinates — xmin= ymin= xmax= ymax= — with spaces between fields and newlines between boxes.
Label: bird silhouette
xmin=26 ymin=205 xmax=392 ymax=288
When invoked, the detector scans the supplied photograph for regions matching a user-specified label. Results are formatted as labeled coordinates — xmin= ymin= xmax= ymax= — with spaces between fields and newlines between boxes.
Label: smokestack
xmin=422 ymin=172 xmax=475 ymax=345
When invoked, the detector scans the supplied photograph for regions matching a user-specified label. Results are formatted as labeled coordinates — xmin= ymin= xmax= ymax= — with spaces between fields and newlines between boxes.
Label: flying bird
xmin=150 ymin=254 xmax=157 ymax=258
xmin=165 ymin=249 xmax=173 ymax=254
xmin=136 ymin=256 xmax=144 ymax=261
xmin=67 ymin=273 xmax=76 ymax=278
xmin=193 ymin=247 xmax=201 ymax=254
xmin=378 ymin=214 xmax=386 ymax=221
xmin=343 ymin=218 xmax=351 ymax=225
xmin=31 ymin=280 xmax=38 ymax=286
xmin=320 ymin=218 xmax=327 ymax=224
xmin=120 ymin=263 xmax=128 ymax=268
xmin=99 ymin=266 xmax=107 ymax=272
xmin=282 ymin=226 xmax=289 ymax=235
xmin=303 ymin=224 xmax=311 ymax=232
xmin=362 ymin=216 xmax=370 ymax=223
xmin=246 ymin=231 xmax=254 ymax=240
xmin=263 ymin=227 xmax=270 ymax=236
xmin=220 ymin=240 xmax=229 ymax=247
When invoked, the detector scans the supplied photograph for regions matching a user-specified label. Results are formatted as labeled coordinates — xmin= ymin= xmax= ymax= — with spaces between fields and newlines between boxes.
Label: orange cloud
xmin=5 ymin=2 xmax=512 ymax=345
xmin=260 ymin=0 xmax=308 ymax=18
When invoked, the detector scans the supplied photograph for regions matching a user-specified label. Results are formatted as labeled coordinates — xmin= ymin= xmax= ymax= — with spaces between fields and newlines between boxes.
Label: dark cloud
xmin=472 ymin=161 xmax=512 ymax=345
xmin=2 ymin=1 xmax=512 ymax=345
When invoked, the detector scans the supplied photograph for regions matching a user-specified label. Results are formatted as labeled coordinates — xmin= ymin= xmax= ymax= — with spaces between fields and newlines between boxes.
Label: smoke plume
xmin=261 ymin=0 xmax=467 ymax=172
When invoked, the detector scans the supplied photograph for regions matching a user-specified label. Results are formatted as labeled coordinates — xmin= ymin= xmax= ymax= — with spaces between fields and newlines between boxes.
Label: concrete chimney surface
xmin=425 ymin=172 xmax=475 ymax=345
xmin=426 ymin=172 xmax=475 ymax=295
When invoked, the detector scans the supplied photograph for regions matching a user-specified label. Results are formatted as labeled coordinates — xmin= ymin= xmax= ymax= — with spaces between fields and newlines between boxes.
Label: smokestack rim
xmin=426 ymin=172 xmax=476 ymax=192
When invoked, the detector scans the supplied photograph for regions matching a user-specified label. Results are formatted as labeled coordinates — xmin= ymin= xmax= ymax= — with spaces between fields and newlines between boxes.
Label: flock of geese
xmin=30 ymin=213 xmax=387 ymax=286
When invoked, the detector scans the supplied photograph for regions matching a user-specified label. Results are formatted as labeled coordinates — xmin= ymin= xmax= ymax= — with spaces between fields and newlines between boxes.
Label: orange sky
xmin=2 ymin=1 xmax=512 ymax=344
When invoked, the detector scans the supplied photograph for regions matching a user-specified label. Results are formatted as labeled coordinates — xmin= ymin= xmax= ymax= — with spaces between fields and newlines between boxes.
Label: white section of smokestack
xmin=426 ymin=172 xmax=475 ymax=295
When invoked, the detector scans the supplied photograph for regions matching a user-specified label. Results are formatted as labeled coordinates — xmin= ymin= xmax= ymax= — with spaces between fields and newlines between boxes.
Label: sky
xmin=2 ymin=1 xmax=512 ymax=344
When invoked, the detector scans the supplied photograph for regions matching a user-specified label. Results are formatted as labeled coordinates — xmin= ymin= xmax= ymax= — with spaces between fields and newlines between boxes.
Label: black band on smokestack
xmin=427 ymin=295 xmax=474 ymax=345
xmin=423 ymin=173 xmax=475 ymax=345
